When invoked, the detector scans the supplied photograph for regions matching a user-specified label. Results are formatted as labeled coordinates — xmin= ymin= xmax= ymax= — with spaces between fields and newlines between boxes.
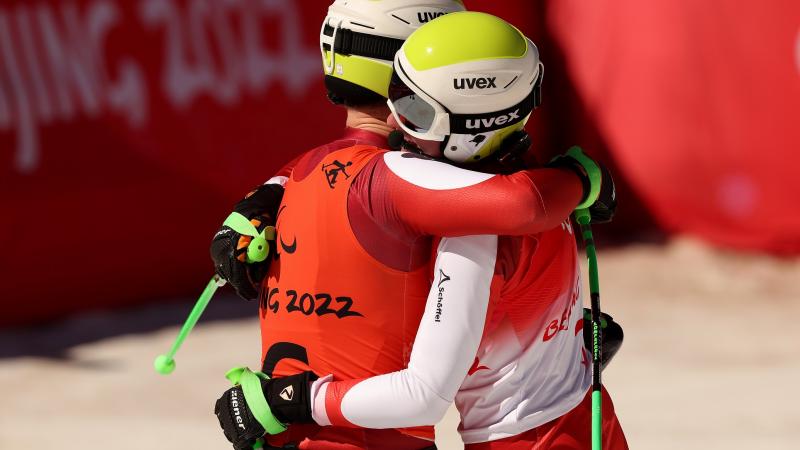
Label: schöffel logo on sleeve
xmin=434 ymin=269 xmax=451 ymax=323
xmin=454 ymin=77 xmax=497 ymax=90
xmin=466 ymin=109 xmax=520 ymax=130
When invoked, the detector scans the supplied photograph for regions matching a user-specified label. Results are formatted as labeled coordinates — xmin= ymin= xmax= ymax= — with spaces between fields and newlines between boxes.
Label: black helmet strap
xmin=323 ymin=25 xmax=404 ymax=62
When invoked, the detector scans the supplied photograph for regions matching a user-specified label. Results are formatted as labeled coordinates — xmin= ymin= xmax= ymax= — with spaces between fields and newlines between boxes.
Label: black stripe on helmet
xmin=323 ymin=25 xmax=404 ymax=62
xmin=449 ymin=88 xmax=536 ymax=134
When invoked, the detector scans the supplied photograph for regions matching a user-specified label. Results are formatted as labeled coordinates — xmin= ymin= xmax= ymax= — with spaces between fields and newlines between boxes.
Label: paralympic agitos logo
xmin=275 ymin=206 xmax=297 ymax=255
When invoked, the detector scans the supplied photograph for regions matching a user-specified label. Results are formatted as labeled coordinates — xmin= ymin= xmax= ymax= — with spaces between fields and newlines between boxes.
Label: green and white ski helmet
xmin=320 ymin=0 xmax=466 ymax=106
xmin=388 ymin=11 xmax=544 ymax=163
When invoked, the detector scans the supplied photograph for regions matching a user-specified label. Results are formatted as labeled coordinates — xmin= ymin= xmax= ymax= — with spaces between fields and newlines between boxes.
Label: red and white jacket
xmin=266 ymin=128 xmax=588 ymax=444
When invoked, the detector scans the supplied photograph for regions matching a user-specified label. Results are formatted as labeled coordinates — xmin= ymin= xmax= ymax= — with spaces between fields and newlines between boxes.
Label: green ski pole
xmin=154 ymin=275 xmax=226 ymax=374
xmin=153 ymin=212 xmax=274 ymax=375
xmin=575 ymin=207 xmax=603 ymax=450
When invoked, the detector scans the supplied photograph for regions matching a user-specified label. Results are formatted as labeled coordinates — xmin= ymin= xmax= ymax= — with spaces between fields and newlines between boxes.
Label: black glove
xmin=585 ymin=163 xmax=616 ymax=224
xmin=210 ymin=184 xmax=284 ymax=300
xmin=214 ymin=385 xmax=266 ymax=450
xmin=214 ymin=371 xmax=317 ymax=450
xmin=211 ymin=214 xmax=273 ymax=300
xmin=582 ymin=309 xmax=624 ymax=371
xmin=547 ymin=147 xmax=617 ymax=224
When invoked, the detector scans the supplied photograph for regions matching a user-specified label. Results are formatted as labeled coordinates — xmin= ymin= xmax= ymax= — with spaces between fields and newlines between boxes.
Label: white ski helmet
xmin=320 ymin=0 xmax=466 ymax=106
xmin=388 ymin=11 xmax=544 ymax=163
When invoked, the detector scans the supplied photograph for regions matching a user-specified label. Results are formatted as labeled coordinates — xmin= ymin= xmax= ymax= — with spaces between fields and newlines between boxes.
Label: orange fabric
xmin=464 ymin=387 xmax=628 ymax=450
xmin=260 ymin=145 xmax=434 ymax=442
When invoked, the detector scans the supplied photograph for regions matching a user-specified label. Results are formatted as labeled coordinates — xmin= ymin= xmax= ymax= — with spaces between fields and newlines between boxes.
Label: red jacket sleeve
xmin=355 ymin=152 xmax=582 ymax=238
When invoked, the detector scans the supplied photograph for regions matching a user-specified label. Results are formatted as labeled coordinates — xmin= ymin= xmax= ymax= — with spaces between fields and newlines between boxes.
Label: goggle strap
xmin=449 ymin=87 xmax=537 ymax=135
xmin=323 ymin=25 xmax=404 ymax=62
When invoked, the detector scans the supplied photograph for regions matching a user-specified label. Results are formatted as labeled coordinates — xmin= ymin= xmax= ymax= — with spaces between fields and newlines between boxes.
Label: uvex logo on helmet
xmin=418 ymin=11 xmax=446 ymax=23
xmin=454 ymin=77 xmax=497 ymax=90
xmin=466 ymin=109 xmax=520 ymax=130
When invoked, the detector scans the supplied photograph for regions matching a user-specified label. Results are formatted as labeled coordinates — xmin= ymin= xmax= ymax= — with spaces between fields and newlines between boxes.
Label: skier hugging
xmin=207 ymin=2 xmax=627 ymax=449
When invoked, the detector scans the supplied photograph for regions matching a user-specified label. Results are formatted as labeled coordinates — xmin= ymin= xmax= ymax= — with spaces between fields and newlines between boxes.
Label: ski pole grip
xmin=563 ymin=147 xmax=602 ymax=210
xmin=225 ymin=367 xmax=288 ymax=436
xmin=223 ymin=212 xmax=275 ymax=263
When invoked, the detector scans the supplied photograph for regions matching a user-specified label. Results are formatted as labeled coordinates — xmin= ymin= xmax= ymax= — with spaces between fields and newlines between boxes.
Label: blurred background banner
xmin=1 ymin=0 xmax=798 ymax=326
xmin=548 ymin=0 xmax=800 ymax=254
xmin=0 ymin=0 xmax=340 ymax=326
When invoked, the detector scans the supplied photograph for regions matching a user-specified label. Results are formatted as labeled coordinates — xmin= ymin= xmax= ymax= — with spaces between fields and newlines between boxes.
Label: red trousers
xmin=265 ymin=424 xmax=434 ymax=450
xmin=464 ymin=387 xmax=628 ymax=450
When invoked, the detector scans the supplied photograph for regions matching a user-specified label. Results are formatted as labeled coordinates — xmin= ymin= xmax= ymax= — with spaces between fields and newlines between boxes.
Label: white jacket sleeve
xmin=310 ymin=235 xmax=498 ymax=428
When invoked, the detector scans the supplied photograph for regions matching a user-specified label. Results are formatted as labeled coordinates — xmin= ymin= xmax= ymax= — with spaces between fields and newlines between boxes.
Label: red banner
xmin=4 ymin=0 xmax=797 ymax=326
xmin=0 ymin=0 xmax=345 ymax=326
xmin=548 ymin=0 xmax=800 ymax=253
xmin=0 ymin=1 xmax=546 ymax=326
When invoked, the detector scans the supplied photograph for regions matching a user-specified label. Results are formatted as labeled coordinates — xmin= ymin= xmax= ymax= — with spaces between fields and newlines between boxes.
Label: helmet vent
xmin=503 ymin=76 xmax=519 ymax=90
xmin=350 ymin=21 xmax=375 ymax=29
xmin=391 ymin=14 xmax=411 ymax=25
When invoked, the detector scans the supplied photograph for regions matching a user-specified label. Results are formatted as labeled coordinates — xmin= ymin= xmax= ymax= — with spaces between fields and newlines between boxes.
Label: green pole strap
xmin=567 ymin=146 xmax=602 ymax=210
xmin=574 ymin=209 xmax=599 ymax=294
xmin=223 ymin=212 xmax=260 ymax=237
xmin=225 ymin=367 xmax=288 ymax=436
xmin=222 ymin=212 xmax=276 ymax=263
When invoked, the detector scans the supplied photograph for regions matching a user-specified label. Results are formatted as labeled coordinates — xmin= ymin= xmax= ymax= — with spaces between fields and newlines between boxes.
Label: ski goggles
xmin=387 ymin=63 xmax=450 ymax=141
xmin=387 ymin=60 xmax=543 ymax=142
